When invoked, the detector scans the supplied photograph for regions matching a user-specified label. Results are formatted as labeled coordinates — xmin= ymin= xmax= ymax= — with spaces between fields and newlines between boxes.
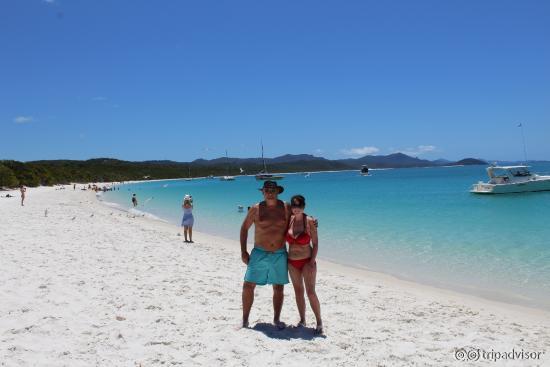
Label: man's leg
xmin=242 ymin=281 xmax=256 ymax=327
xmin=272 ymin=284 xmax=284 ymax=326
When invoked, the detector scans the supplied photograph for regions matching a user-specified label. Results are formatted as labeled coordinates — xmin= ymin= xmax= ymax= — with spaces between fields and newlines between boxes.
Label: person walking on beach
xmin=181 ymin=194 xmax=194 ymax=243
xmin=20 ymin=185 xmax=26 ymax=206
xmin=131 ymin=194 xmax=138 ymax=207
xmin=240 ymin=181 xmax=291 ymax=329
xmin=286 ymin=195 xmax=323 ymax=334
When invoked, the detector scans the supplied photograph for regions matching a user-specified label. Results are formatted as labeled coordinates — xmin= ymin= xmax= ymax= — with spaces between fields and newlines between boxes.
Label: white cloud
xmin=14 ymin=116 xmax=33 ymax=124
xmin=313 ymin=148 xmax=323 ymax=155
xmin=418 ymin=145 xmax=436 ymax=152
xmin=340 ymin=146 xmax=380 ymax=157
xmin=92 ymin=96 xmax=108 ymax=101
xmin=394 ymin=145 xmax=437 ymax=157
xmin=43 ymin=0 xmax=55 ymax=4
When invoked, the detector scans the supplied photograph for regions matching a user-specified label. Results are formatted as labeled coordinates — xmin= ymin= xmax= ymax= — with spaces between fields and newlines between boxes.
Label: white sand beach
xmin=1 ymin=186 xmax=549 ymax=366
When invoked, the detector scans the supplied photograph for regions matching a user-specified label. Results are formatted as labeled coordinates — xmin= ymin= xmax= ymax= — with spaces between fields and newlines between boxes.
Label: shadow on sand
xmin=251 ymin=323 xmax=326 ymax=340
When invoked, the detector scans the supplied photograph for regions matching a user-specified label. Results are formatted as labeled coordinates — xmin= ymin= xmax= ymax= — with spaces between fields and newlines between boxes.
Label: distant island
xmin=1 ymin=153 xmax=487 ymax=188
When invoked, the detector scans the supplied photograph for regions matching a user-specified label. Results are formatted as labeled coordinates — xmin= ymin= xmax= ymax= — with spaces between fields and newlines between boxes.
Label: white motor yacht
xmin=471 ymin=165 xmax=550 ymax=194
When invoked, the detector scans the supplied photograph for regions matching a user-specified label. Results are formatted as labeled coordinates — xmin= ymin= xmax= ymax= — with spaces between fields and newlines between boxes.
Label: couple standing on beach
xmin=240 ymin=181 xmax=323 ymax=334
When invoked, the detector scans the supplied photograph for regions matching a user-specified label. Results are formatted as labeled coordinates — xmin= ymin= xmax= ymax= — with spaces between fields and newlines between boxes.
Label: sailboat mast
xmin=518 ymin=123 xmax=528 ymax=164
xmin=225 ymin=150 xmax=230 ymax=175
xmin=261 ymin=141 xmax=267 ymax=173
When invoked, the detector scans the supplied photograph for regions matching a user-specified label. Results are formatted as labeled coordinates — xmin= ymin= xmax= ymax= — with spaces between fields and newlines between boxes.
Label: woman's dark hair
xmin=290 ymin=194 xmax=306 ymax=208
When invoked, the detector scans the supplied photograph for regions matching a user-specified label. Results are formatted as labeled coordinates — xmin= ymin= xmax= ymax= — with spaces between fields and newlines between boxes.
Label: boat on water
xmin=220 ymin=150 xmax=235 ymax=181
xmin=360 ymin=165 xmax=369 ymax=176
xmin=470 ymin=165 xmax=550 ymax=194
xmin=255 ymin=143 xmax=283 ymax=181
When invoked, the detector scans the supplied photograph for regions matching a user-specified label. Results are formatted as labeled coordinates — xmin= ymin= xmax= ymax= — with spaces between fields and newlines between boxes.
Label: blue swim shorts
xmin=244 ymin=247 xmax=289 ymax=285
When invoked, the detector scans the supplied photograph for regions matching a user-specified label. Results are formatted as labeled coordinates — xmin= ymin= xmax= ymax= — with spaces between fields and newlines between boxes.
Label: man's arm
xmin=284 ymin=202 xmax=291 ymax=226
xmin=240 ymin=205 xmax=257 ymax=264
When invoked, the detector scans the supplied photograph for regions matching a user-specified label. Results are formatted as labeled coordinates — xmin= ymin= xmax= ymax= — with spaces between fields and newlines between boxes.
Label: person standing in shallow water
xmin=181 ymin=195 xmax=194 ymax=243
xmin=131 ymin=194 xmax=138 ymax=207
xmin=240 ymin=181 xmax=291 ymax=329
xmin=20 ymin=185 xmax=26 ymax=206
xmin=286 ymin=195 xmax=323 ymax=334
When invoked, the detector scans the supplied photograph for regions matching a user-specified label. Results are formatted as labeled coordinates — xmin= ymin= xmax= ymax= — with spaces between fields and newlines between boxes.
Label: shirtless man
xmin=240 ymin=181 xmax=290 ymax=329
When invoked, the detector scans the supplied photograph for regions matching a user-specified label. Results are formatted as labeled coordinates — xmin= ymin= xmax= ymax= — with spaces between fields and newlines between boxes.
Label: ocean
xmin=100 ymin=163 xmax=550 ymax=310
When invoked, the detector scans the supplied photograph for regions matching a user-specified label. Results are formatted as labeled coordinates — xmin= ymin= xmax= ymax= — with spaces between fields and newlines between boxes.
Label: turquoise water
xmin=101 ymin=164 xmax=550 ymax=309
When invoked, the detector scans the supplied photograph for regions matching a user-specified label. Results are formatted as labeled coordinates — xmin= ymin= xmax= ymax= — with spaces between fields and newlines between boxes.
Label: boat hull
xmin=471 ymin=178 xmax=550 ymax=194
xmin=255 ymin=175 xmax=283 ymax=181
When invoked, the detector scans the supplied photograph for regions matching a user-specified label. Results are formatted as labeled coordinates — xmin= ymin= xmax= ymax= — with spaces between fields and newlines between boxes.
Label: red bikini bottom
xmin=288 ymin=257 xmax=311 ymax=271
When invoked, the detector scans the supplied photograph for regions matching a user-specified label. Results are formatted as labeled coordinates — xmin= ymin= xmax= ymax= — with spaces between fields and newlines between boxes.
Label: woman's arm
xmin=308 ymin=217 xmax=318 ymax=263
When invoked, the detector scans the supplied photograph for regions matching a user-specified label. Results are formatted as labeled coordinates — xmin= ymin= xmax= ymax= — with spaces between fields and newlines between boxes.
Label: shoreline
xmin=2 ymin=185 xmax=550 ymax=365
xmin=10 ymin=183 xmax=549 ymax=312
xmin=95 ymin=190 xmax=550 ymax=321
xmin=98 ymin=184 xmax=550 ymax=313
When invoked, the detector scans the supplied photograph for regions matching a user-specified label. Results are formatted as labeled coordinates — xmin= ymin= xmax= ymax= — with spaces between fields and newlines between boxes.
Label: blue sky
xmin=1 ymin=0 xmax=549 ymax=162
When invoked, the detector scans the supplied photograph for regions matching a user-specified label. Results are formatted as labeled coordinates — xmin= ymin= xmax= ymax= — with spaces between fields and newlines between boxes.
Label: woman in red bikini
xmin=286 ymin=195 xmax=323 ymax=334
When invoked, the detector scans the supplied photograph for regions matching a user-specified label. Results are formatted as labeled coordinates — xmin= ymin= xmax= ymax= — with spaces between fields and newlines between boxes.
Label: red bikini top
xmin=286 ymin=213 xmax=311 ymax=246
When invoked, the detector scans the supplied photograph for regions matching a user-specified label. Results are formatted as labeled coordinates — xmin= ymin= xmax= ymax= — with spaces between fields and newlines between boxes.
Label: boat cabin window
xmin=511 ymin=168 xmax=531 ymax=177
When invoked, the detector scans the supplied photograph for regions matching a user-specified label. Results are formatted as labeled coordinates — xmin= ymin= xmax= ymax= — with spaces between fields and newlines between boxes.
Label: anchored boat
xmin=255 ymin=143 xmax=283 ymax=181
xmin=471 ymin=166 xmax=550 ymax=194
xmin=219 ymin=150 xmax=235 ymax=181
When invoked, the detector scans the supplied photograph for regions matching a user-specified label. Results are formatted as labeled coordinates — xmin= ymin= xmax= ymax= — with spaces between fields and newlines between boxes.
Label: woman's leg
xmin=303 ymin=262 xmax=322 ymax=331
xmin=288 ymin=263 xmax=306 ymax=325
xmin=188 ymin=226 xmax=193 ymax=242
xmin=183 ymin=226 xmax=189 ymax=242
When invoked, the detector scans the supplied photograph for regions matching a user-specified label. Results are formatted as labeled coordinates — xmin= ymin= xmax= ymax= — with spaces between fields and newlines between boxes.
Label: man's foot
xmin=273 ymin=320 xmax=286 ymax=330
xmin=242 ymin=320 xmax=249 ymax=328
xmin=189 ymin=240 xmax=194 ymax=243
xmin=297 ymin=320 xmax=306 ymax=327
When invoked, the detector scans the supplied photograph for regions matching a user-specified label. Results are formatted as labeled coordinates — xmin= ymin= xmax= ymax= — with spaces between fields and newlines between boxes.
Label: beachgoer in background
xmin=131 ymin=194 xmax=138 ymax=207
xmin=240 ymin=181 xmax=291 ymax=329
xmin=73 ymin=184 xmax=76 ymax=190
xmin=286 ymin=195 xmax=323 ymax=334
xmin=181 ymin=194 xmax=194 ymax=243
xmin=20 ymin=185 xmax=26 ymax=206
